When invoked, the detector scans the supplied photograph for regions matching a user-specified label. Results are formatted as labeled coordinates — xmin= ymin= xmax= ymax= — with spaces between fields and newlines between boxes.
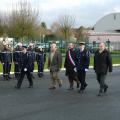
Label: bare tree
xmin=51 ymin=22 xmax=63 ymax=39
xmin=7 ymin=0 xmax=41 ymax=42
xmin=0 ymin=12 xmax=8 ymax=37
xmin=58 ymin=15 xmax=75 ymax=50
xmin=76 ymin=26 xmax=89 ymax=43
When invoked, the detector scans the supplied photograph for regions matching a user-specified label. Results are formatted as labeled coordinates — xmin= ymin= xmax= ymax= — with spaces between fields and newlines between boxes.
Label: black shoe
xmin=77 ymin=83 xmax=80 ymax=88
xmin=14 ymin=86 xmax=20 ymax=89
xmin=98 ymin=92 xmax=104 ymax=96
xmin=4 ymin=77 xmax=9 ymax=81
xmin=98 ymin=89 xmax=104 ymax=96
xmin=59 ymin=84 xmax=62 ymax=88
xmin=67 ymin=87 xmax=74 ymax=90
xmin=83 ymin=83 xmax=88 ymax=90
xmin=104 ymin=86 xmax=108 ymax=93
xmin=32 ymin=76 xmax=35 ymax=79
xmin=28 ymin=85 xmax=33 ymax=88
xmin=8 ymin=76 xmax=12 ymax=79
xmin=78 ymin=89 xmax=84 ymax=94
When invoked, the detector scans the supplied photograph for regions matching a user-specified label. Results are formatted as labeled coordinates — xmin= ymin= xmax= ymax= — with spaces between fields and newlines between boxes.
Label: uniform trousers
xmin=77 ymin=70 xmax=87 ymax=90
xmin=16 ymin=70 xmax=33 ymax=88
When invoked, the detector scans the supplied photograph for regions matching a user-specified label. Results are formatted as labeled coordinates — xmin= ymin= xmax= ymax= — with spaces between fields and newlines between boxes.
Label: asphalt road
xmin=0 ymin=67 xmax=120 ymax=120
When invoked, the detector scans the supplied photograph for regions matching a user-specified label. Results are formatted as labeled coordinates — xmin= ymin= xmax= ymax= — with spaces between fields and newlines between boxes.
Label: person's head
xmin=17 ymin=42 xmax=22 ymax=48
xmin=29 ymin=43 xmax=34 ymax=49
xmin=22 ymin=46 xmax=27 ymax=54
xmin=3 ymin=44 xmax=8 ymax=49
xmin=68 ymin=43 xmax=74 ymax=49
xmin=50 ymin=42 xmax=57 ymax=52
xmin=79 ymin=42 xmax=85 ymax=51
xmin=99 ymin=42 xmax=106 ymax=51
xmin=38 ymin=46 xmax=43 ymax=51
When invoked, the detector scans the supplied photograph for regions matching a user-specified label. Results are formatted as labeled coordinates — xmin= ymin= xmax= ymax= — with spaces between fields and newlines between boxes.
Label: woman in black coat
xmin=94 ymin=42 xmax=112 ymax=96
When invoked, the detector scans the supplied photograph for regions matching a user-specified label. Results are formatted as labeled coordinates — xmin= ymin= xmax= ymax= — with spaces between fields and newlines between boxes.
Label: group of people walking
xmin=0 ymin=41 xmax=112 ymax=96
xmin=48 ymin=42 xmax=112 ymax=96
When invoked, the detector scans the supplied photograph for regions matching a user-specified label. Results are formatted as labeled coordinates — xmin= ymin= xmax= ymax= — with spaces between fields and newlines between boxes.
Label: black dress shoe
xmin=78 ymin=89 xmax=84 ymax=94
xmin=98 ymin=92 xmax=104 ymax=96
xmin=77 ymin=83 xmax=80 ymax=88
xmin=104 ymin=86 xmax=108 ymax=93
xmin=59 ymin=84 xmax=62 ymax=88
xmin=8 ymin=76 xmax=12 ymax=79
xmin=28 ymin=85 xmax=33 ymax=88
xmin=14 ymin=86 xmax=20 ymax=89
xmin=83 ymin=83 xmax=88 ymax=90
xmin=67 ymin=87 xmax=74 ymax=90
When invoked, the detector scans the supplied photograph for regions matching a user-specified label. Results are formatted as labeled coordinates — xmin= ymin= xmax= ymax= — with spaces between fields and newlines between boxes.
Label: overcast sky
xmin=0 ymin=0 xmax=120 ymax=28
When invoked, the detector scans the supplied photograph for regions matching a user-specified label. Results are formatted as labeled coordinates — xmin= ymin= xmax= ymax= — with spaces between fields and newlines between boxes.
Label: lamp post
xmin=42 ymin=34 xmax=45 ymax=43
xmin=107 ymin=38 xmax=110 ymax=51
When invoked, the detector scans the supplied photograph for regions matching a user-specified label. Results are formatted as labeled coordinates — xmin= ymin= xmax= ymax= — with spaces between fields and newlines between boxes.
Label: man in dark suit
xmin=15 ymin=46 xmax=33 ymax=89
xmin=64 ymin=43 xmax=79 ymax=90
xmin=94 ymin=42 xmax=112 ymax=96
xmin=75 ymin=42 xmax=90 ymax=93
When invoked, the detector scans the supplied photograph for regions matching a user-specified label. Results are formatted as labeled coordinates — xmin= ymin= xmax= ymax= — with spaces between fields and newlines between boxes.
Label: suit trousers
xmin=50 ymin=71 xmax=62 ymax=87
xmin=96 ymin=73 xmax=107 ymax=92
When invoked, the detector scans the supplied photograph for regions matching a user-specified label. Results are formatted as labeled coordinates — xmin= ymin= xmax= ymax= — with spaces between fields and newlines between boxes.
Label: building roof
xmin=94 ymin=13 xmax=120 ymax=32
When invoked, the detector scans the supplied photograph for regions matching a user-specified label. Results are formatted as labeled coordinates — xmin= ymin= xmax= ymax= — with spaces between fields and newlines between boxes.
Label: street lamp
xmin=106 ymin=39 xmax=110 ymax=51
xmin=42 ymin=34 xmax=45 ymax=43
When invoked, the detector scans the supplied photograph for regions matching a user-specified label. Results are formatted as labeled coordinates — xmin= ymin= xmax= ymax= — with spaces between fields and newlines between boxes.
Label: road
xmin=0 ymin=67 xmax=120 ymax=120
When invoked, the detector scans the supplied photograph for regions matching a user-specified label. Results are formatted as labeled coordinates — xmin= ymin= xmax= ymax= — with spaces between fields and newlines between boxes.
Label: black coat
xmin=1 ymin=48 xmax=12 ymax=63
xmin=64 ymin=49 xmax=77 ymax=76
xmin=94 ymin=49 xmax=112 ymax=74
xmin=13 ymin=48 xmax=23 ymax=63
xmin=21 ymin=53 xmax=33 ymax=72
xmin=75 ymin=49 xmax=90 ymax=71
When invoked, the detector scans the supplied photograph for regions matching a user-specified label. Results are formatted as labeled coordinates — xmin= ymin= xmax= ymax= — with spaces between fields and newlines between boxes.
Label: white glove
xmin=74 ymin=67 xmax=77 ymax=72
xmin=24 ymin=68 xmax=27 ymax=72
xmin=85 ymin=68 xmax=88 ymax=72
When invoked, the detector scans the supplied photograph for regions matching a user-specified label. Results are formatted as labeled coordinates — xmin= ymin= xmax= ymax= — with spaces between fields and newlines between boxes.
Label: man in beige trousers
xmin=48 ymin=42 xmax=62 ymax=89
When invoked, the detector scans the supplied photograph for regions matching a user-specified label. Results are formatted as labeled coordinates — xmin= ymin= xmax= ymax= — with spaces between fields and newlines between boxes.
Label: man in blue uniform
xmin=75 ymin=42 xmax=90 ymax=93
xmin=13 ymin=42 xmax=23 ymax=80
xmin=15 ymin=46 xmax=33 ymax=89
xmin=1 ymin=43 xmax=12 ymax=80
xmin=27 ymin=43 xmax=36 ymax=78
xmin=36 ymin=46 xmax=45 ymax=78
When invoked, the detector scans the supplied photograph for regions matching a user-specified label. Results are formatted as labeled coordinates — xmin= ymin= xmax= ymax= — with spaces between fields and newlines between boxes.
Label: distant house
xmin=88 ymin=12 xmax=120 ymax=50
xmin=93 ymin=12 xmax=120 ymax=32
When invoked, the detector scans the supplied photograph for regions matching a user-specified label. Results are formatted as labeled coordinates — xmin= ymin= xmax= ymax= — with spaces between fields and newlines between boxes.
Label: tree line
xmin=0 ymin=0 xmax=90 ymax=44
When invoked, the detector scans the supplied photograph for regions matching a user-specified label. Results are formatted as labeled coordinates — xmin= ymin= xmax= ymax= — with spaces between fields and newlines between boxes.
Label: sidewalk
xmin=0 ymin=64 xmax=120 ymax=75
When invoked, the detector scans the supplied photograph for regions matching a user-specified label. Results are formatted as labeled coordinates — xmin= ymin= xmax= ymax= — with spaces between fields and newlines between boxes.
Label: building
xmin=88 ymin=13 xmax=120 ymax=50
